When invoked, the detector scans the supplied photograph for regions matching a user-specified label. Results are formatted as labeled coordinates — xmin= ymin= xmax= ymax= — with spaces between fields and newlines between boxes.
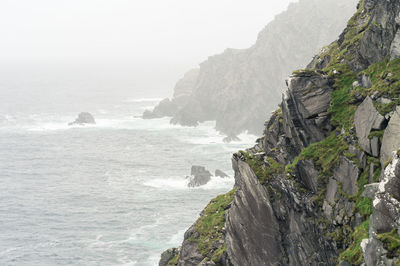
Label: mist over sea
xmin=0 ymin=79 xmax=257 ymax=265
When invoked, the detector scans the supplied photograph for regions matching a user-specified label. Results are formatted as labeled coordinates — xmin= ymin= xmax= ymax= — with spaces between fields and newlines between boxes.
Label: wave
xmin=123 ymin=97 xmax=164 ymax=103
xmin=143 ymin=176 xmax=234 ymax=191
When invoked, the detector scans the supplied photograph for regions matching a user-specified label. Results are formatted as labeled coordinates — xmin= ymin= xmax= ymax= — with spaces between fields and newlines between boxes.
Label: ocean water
xmin=0 ymin=92 xmax=257 ymax=265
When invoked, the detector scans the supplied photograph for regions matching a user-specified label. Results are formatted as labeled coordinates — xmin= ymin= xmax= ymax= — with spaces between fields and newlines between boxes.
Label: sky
xmin=0 ymin=0 xmax=297 ymax=97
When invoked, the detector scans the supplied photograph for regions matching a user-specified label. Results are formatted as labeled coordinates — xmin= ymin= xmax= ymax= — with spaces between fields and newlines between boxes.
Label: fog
xmin=0 ymin=0 xmax=296 ymax=99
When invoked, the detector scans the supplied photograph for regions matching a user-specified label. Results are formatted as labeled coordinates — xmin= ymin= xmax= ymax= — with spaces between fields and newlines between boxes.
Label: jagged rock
xmin=215 ymin=170 xmax=229 ymax=178
xmin=187 ymin=166 xmax=212 ymax=187
xmin=225 ymin=159 xmax=281 ymax=266
xmin=223 ymin=135 xmax=240 ymax=143
xmin=354 ymin=97 xmax=386 ymax=154
xmin=68 ymin=112 xmax=96 ymax=125
xmin=326 ymin=177 xmax=338 ymax=204
xmin=362 ymin=183 xmax=379 ymax=199
xmin=150 ymin=0 xmax=357 ymax=137
xmin=142 ymin=70 xmax=198 ymax=119
xmin=281 ymin=71 xmax=333 ymax=157
xmin=333 ymin=156 xmax=359 ymax=196
xmin=381 ymin=106 xmax=400 ymax=165
xmin=362 ymin=152 xmax=400 ymax=266
xmin=390 ymin=24 xmax=400 ymax=60
xmin=143 ymin=98 xmax=178 ymax=119
xmin=295 ymin=159 xmax=319 ymax=193
xmin=349 ymin=145 xmax=367 ymax=169
xmin=178 ymin=225 xmax=205 ymax=265
xmin=159 ymin=248 xmax=179 ymax=266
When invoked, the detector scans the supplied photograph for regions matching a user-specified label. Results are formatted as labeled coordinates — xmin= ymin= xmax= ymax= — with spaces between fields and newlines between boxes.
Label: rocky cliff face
xmin=160 ymin=0 xmax=400 ymax=265
xmin=145 ymin=0 xmax=358 ymax=139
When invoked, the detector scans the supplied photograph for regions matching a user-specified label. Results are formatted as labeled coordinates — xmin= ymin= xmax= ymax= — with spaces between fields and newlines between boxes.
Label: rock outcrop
xmin=381 ymin=106 xmax=400 ymax=165
xmin=187 ymin=166 xmax=212 ymax=188
xmin=145 ymin=0 xmax=358 ymax=138
xmin=361 ymin=151 xmax=400 ymax=266
xmin=161 ymin=0 xmax=400 ymax=265
xmin=68 ymin=112 xmax=96 ymax=125
xmin=354 ymin=97 xmax=386 ymax=155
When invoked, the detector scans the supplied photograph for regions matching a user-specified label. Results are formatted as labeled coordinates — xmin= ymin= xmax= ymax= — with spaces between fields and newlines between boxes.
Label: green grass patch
xmin=299 ymin=132 xmax=348 ymax=176
xmin=167 ymin=254 xmax=180 ymax=266
xmin=377 ymin=229 xmax=400 ymax=257
xmin=190 ymin=189 xmax=236 ymax=262
xmin=326 ymin=64 xmax=358 ymax=129
xmin=240 ymin=151 xmax=284 ymax=185
xmin=368 ymin=130 xmax=385 ymax=140
xmin=339 ymin=219 xmax=370 ymax=265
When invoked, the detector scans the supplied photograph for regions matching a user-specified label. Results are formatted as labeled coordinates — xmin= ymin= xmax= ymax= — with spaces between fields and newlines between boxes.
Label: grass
xmin=339 ymin=219 xmax=370 ymax=265
xmin=167 ymin=254 xmax=180 ymax=266
xmin=240 ymin=151 xmax=284 ymax=185
xmin=377 ymin=229 xmax=400 ymax=258
xmin=300 ymin=132 xmax=348 ymax=176
xmin=326 ymin=64 xmax=358 ymax=129
xmin=362 ymin=57 xmax=400 ymax=115
xmin=189 ymin=189 xmax=236 ymax=263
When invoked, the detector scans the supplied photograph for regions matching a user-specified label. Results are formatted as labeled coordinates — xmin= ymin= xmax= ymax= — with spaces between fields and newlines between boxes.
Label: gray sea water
xmin=0 ymin=84 xmax=257 ymax=265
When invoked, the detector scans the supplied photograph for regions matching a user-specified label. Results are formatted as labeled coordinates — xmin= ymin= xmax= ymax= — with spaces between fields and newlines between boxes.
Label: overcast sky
xmin=0 ymin=0 xmax=297 ymax=96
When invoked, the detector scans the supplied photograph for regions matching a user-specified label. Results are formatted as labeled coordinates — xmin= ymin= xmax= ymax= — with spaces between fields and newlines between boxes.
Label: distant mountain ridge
xmin=144 ymin=0 xmax=359 ymax=140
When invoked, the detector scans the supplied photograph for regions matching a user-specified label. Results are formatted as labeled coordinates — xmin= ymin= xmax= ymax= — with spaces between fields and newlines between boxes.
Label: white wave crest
xmin=123 ymin=97 xmax=163 ymax=103
xmin=143 ymin=176 xmax=234 ymax=191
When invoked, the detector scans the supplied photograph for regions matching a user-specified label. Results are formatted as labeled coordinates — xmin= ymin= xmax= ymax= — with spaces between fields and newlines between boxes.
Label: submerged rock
xmin=215 ymin=169 xmax=229 ymax=178
xmin=68 ymin=112 xmax=96 ymax=126
xmin=187 ymin=166 xmax=212 ymax=187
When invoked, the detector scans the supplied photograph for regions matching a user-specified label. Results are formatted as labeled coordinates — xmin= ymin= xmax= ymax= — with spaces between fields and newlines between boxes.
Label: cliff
xmin=160 ymin=0 xmax=400 ymax=265
xmin=144 ymin=0 xmax=358 ymax=139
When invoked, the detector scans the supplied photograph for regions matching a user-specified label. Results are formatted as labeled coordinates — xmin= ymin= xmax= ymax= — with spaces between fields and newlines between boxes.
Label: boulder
xmin=354 ymin=97 xmax=386 ymax=154
xmin=68 ymin=112 xmax=96 ymax=125
xmin=187 ymin=166 xmax=212 ymax=187
xmin=381 ymin=106 xmax=400 ymax=165
xmin=215 ymin=169 xmax=229 ymax=178
xmin=333 ymin=156 xmax=359 ymax=196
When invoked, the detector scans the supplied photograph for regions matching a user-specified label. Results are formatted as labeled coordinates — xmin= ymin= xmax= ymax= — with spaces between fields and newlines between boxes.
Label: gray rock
xmin=333 ymin=156 xmax=359 ymax=196
xmin=381 ymin=107 xmax=400 ymax=165
xmin=354 ymin=97 xmax=385 ymax=154
xmin=68 ymin=112 xmax=96 ymax=125
xmin=187 ymin=166 xmax=212 ymax=187
xmin=159 ymin=248 xmax=179 ymax=266
xmin=370 ymin=136 xmax=381 ymax=158
xmin=281 ymin=71 xmax=333 ymax=156
xmin=362 ymin=183 xmax=379 ymax=199
xmin=390 ymin=29 xmax=400 ymax=60
xmin=143 ymin=98 xmax=178 ymax=119
xmin=295 ymin=159 xmax=319 ymax=193
xmin=225 ymin=159 xmax=281 ymax=266
xmin=339 ymin=261 xmax=351 ymax=266
xmin=358 ymin=74 xmax=372 ymax=88
xmin=362 ymin=153 xmax=400 ymax=265
xmin=326 ymin=177 xmax=338 ymax=204
xmin=178 ymin=225 xmax=205 ymax=265
xmin=215 ymin=169 xmax=229 ymax=178
xmin=377 ymin=97 xmax=392 ymax=104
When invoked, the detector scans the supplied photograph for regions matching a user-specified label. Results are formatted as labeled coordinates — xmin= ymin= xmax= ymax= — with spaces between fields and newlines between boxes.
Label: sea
xmin=0 ymin=75 xmax=258 ymax=265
